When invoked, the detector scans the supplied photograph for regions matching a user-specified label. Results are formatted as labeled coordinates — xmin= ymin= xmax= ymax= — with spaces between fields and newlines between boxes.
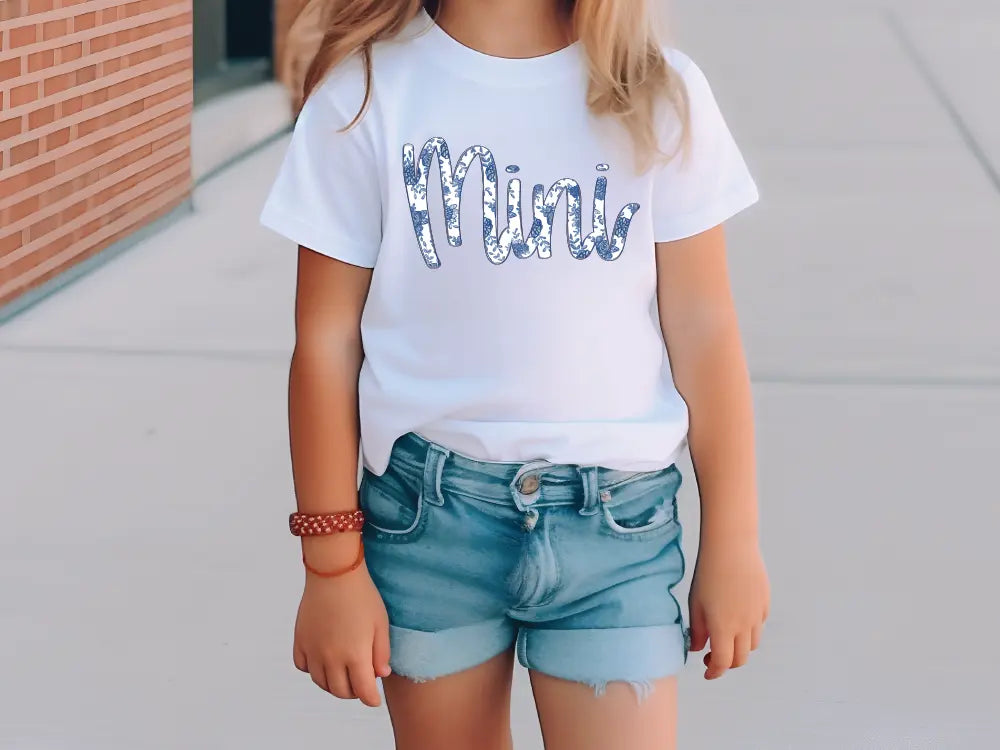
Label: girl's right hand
xmin=293 ymin=554 xmax=392 ymax=707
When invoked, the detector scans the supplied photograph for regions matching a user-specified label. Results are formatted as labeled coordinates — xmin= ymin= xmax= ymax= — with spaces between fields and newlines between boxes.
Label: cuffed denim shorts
xmin=360 ymin=433 xmax=688 ymax=697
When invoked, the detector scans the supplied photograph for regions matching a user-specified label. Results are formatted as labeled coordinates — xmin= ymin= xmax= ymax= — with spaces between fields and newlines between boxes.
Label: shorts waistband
xmin=383 ymin=432 xmax=676 ymax=514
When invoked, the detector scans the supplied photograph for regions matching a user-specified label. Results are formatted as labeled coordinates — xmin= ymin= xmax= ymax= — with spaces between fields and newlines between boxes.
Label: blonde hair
xmin=283 ymin=0 xmax=688 ymax=166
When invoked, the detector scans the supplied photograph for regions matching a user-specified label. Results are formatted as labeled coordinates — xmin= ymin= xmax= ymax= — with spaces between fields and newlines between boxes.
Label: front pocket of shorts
xmin=599 ymin=467 xmax=681 ymax=541
xmin=601 ymin=496 xmax=677 ymax=540
xmin=359 ymin=470 xmax=428 ymax=543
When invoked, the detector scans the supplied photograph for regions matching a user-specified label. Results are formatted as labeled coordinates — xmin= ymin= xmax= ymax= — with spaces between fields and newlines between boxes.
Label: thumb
xmin=688 ymin=599 xmax=708 ymax=653
xmin=373 ymin=621 xmax=392 ymax=677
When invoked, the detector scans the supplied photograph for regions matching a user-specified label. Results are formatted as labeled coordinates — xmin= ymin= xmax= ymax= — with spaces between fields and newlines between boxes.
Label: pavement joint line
xmin=753 ymin=373 xmax=1000 ymax=389
xmin=1 ymin=344 xmax=999 ymax=388
xmin=884 ymin=9 xmax=1000 ymax=196
xmin=0 ymin=344 xmax=289 ymax=363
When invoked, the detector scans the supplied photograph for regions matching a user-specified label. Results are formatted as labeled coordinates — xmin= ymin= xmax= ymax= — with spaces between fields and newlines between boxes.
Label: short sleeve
xmin=651 ymin=52 xmax=759 ymax=243
xmin=259 ymin=73 xmax=382 ymax=268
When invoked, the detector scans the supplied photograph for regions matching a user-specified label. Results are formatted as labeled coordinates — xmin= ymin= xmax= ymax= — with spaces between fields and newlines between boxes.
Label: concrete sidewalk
xmin=2 ymin=2 xmax=999 ymax=748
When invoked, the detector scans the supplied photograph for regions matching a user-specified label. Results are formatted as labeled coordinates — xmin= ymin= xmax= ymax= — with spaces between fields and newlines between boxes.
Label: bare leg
xmin=382 ymin=648 xmax=516 ymax=750
xmin=530 ymin=671 xmax=678 ymax=750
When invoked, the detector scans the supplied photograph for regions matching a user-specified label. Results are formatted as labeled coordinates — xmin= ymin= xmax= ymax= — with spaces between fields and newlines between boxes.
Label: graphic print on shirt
xmin=402 ymin=137 xmax=641 ymax=268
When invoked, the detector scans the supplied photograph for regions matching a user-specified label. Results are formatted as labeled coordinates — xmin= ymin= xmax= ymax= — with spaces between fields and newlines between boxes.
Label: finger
xmin=705 ymin=632 xmax=734 ymax=680
xmin=688 ymin=603 xmax=709 ymax=653
xmin=309 ymin=661 xmax=330 ymax=693
xmin=293 ymin=646 xmax=308 ymax=673
xmin=751 ymin=622 xmax=763 ymax=651
xmin=326 ymin=663 xmax=356 ymax=700
xmin=732 ymin=631 xmax=750 ymax=669
xmin=373 ymin=623 xmax=392 ymax=678
xmin=348 ymin=659 xmax=382 ymax=708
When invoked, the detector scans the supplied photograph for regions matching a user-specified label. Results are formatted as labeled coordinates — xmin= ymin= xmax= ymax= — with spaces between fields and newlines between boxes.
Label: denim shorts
xmin=360 ymin=433 xmax=688 ymax=698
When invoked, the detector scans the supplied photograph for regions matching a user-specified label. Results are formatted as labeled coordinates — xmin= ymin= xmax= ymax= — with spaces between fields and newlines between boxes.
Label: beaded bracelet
xmin=289 ymin=510 xmax=366 ymax=536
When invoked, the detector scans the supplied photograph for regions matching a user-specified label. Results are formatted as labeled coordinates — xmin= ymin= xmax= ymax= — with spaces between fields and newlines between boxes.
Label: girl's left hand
xmin=688 ymin=538 xmax=770 ymax=679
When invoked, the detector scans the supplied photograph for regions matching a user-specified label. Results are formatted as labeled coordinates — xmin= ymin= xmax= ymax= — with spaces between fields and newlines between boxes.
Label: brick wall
xmin=0 ymin=0 xmax=193 ymax=309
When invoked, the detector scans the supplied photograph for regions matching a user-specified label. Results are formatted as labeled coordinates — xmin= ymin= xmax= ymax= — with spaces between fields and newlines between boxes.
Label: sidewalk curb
xmin=0 ymin=199 xmax=194 ymax=326
xmin=195 ymin=125 xmax=291 ymax=188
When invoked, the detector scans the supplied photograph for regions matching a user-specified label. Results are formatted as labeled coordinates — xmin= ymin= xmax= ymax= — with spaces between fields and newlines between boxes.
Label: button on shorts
xmin=360 ymin=432 xmax=689 ymax=696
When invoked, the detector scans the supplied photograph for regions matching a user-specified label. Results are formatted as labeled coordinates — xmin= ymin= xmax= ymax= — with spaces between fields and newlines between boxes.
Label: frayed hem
xmin=404 ymin=675 xmax=432 ymax=684
xmin=586 ymin=679 xmax=656 ymax=703
xmin=388 ymin=669 xmax=434 ymax=684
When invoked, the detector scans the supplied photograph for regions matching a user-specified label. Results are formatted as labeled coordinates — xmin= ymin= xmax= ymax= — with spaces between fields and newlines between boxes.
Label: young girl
xmin=261 ymin=1 xmax=769 ymax=747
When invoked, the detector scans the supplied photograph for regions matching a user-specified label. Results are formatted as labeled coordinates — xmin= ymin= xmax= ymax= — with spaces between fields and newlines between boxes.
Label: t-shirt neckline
xmin=409 ymin=8 xmax=582 ymax=86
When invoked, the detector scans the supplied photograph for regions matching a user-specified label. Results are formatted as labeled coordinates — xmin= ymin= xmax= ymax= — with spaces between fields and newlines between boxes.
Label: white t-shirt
xmin=261 ymin=11 xmax=758 ymax=476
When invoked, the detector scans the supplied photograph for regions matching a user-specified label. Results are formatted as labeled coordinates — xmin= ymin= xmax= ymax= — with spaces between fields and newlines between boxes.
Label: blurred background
xmin=1 ymin=0 xmax=998 ymax=748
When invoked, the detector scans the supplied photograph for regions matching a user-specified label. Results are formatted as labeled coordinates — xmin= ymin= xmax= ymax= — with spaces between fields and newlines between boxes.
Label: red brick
xmin=77 ymin=112 xmax=105 ymax=138
xmin=0 ymin=117 xmax=21 ymax=139
xmin=45 ymin=127 xmax=70 ymax=151
xmin=74 ymin=216 xmax=105 ymax=243
xmin=57 ymin=42 xmax=83 ymax=63
xmin=101 ymin=57 xmax=123 ymax=75
xmin=0 ymin=0 xmax=25 ymax=24
xmin=28 ymin=105 xmax=55 ymax=128
xmin=144 ymin=82 xmax=188 ymax=109
xmin=27 ymin=160 xmax=56 ymax=185
xmin=82 ymin=87 xmax=109 ymax=107
xmin=62 ymin=199 xmax=88 ymax=222
xmin=162 ymin=36 xmax=190 ymax=55
xmin=9 ymin=194 xmax=39 ymax=223
xmin=0 ymin=57 xmax=21 ymax=81
xmin=59 ymin=96 xmax=83 ymax=116
xmin=27 ymin=0 xmax=54 ymax=11
xmin=42 ymin=19 xmax=68 ymax=41
xmin=11 ymin=139 xmax=40 ymax=166
xmin=130 ymin=0 xmax=159 ymax=17
xmin=9 ymin=24 xmax=37 ymax=48
xmin=43 ymin=71 xmax=75 ymax=96
xmin=90 ymin=32 xmax=116 ymax=53
xmin=0 ymin=230 xmax=24 ymax=256
xmin=10 ymin=81 xmax=39 ymax=106
xmin=27 ymin=49 xmax=55 ymax=72
xmin=73 ymin=11 xmax=97 ymax=31
xmin=76 ymin=166 xmax=102 ymax=189
xmin=28 ymin=212 xmax=60 ymax=242
xmin=45 ymin=178 xmax=76 ymax=204
xmin=75 ymin=64 xmax=97 ymax=85
xmin=126 ymin=45 xmax=161 ymax=67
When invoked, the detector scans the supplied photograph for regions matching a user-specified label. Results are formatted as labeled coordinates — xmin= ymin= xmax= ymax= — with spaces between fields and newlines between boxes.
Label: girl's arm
xmin=289 ymin=246 xmax=390 ymax=707
xmin=290 ymin=245 xmax=369 ymax=545
xmin=655 ymin=225 xmax=770 ymax=680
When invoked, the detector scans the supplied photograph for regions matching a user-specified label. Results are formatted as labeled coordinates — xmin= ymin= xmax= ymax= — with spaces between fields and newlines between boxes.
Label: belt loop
xmin=422 ymin=443 xmax=450 ymax=506
xmin=578 ymin=466 xmax=600 ymax=516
